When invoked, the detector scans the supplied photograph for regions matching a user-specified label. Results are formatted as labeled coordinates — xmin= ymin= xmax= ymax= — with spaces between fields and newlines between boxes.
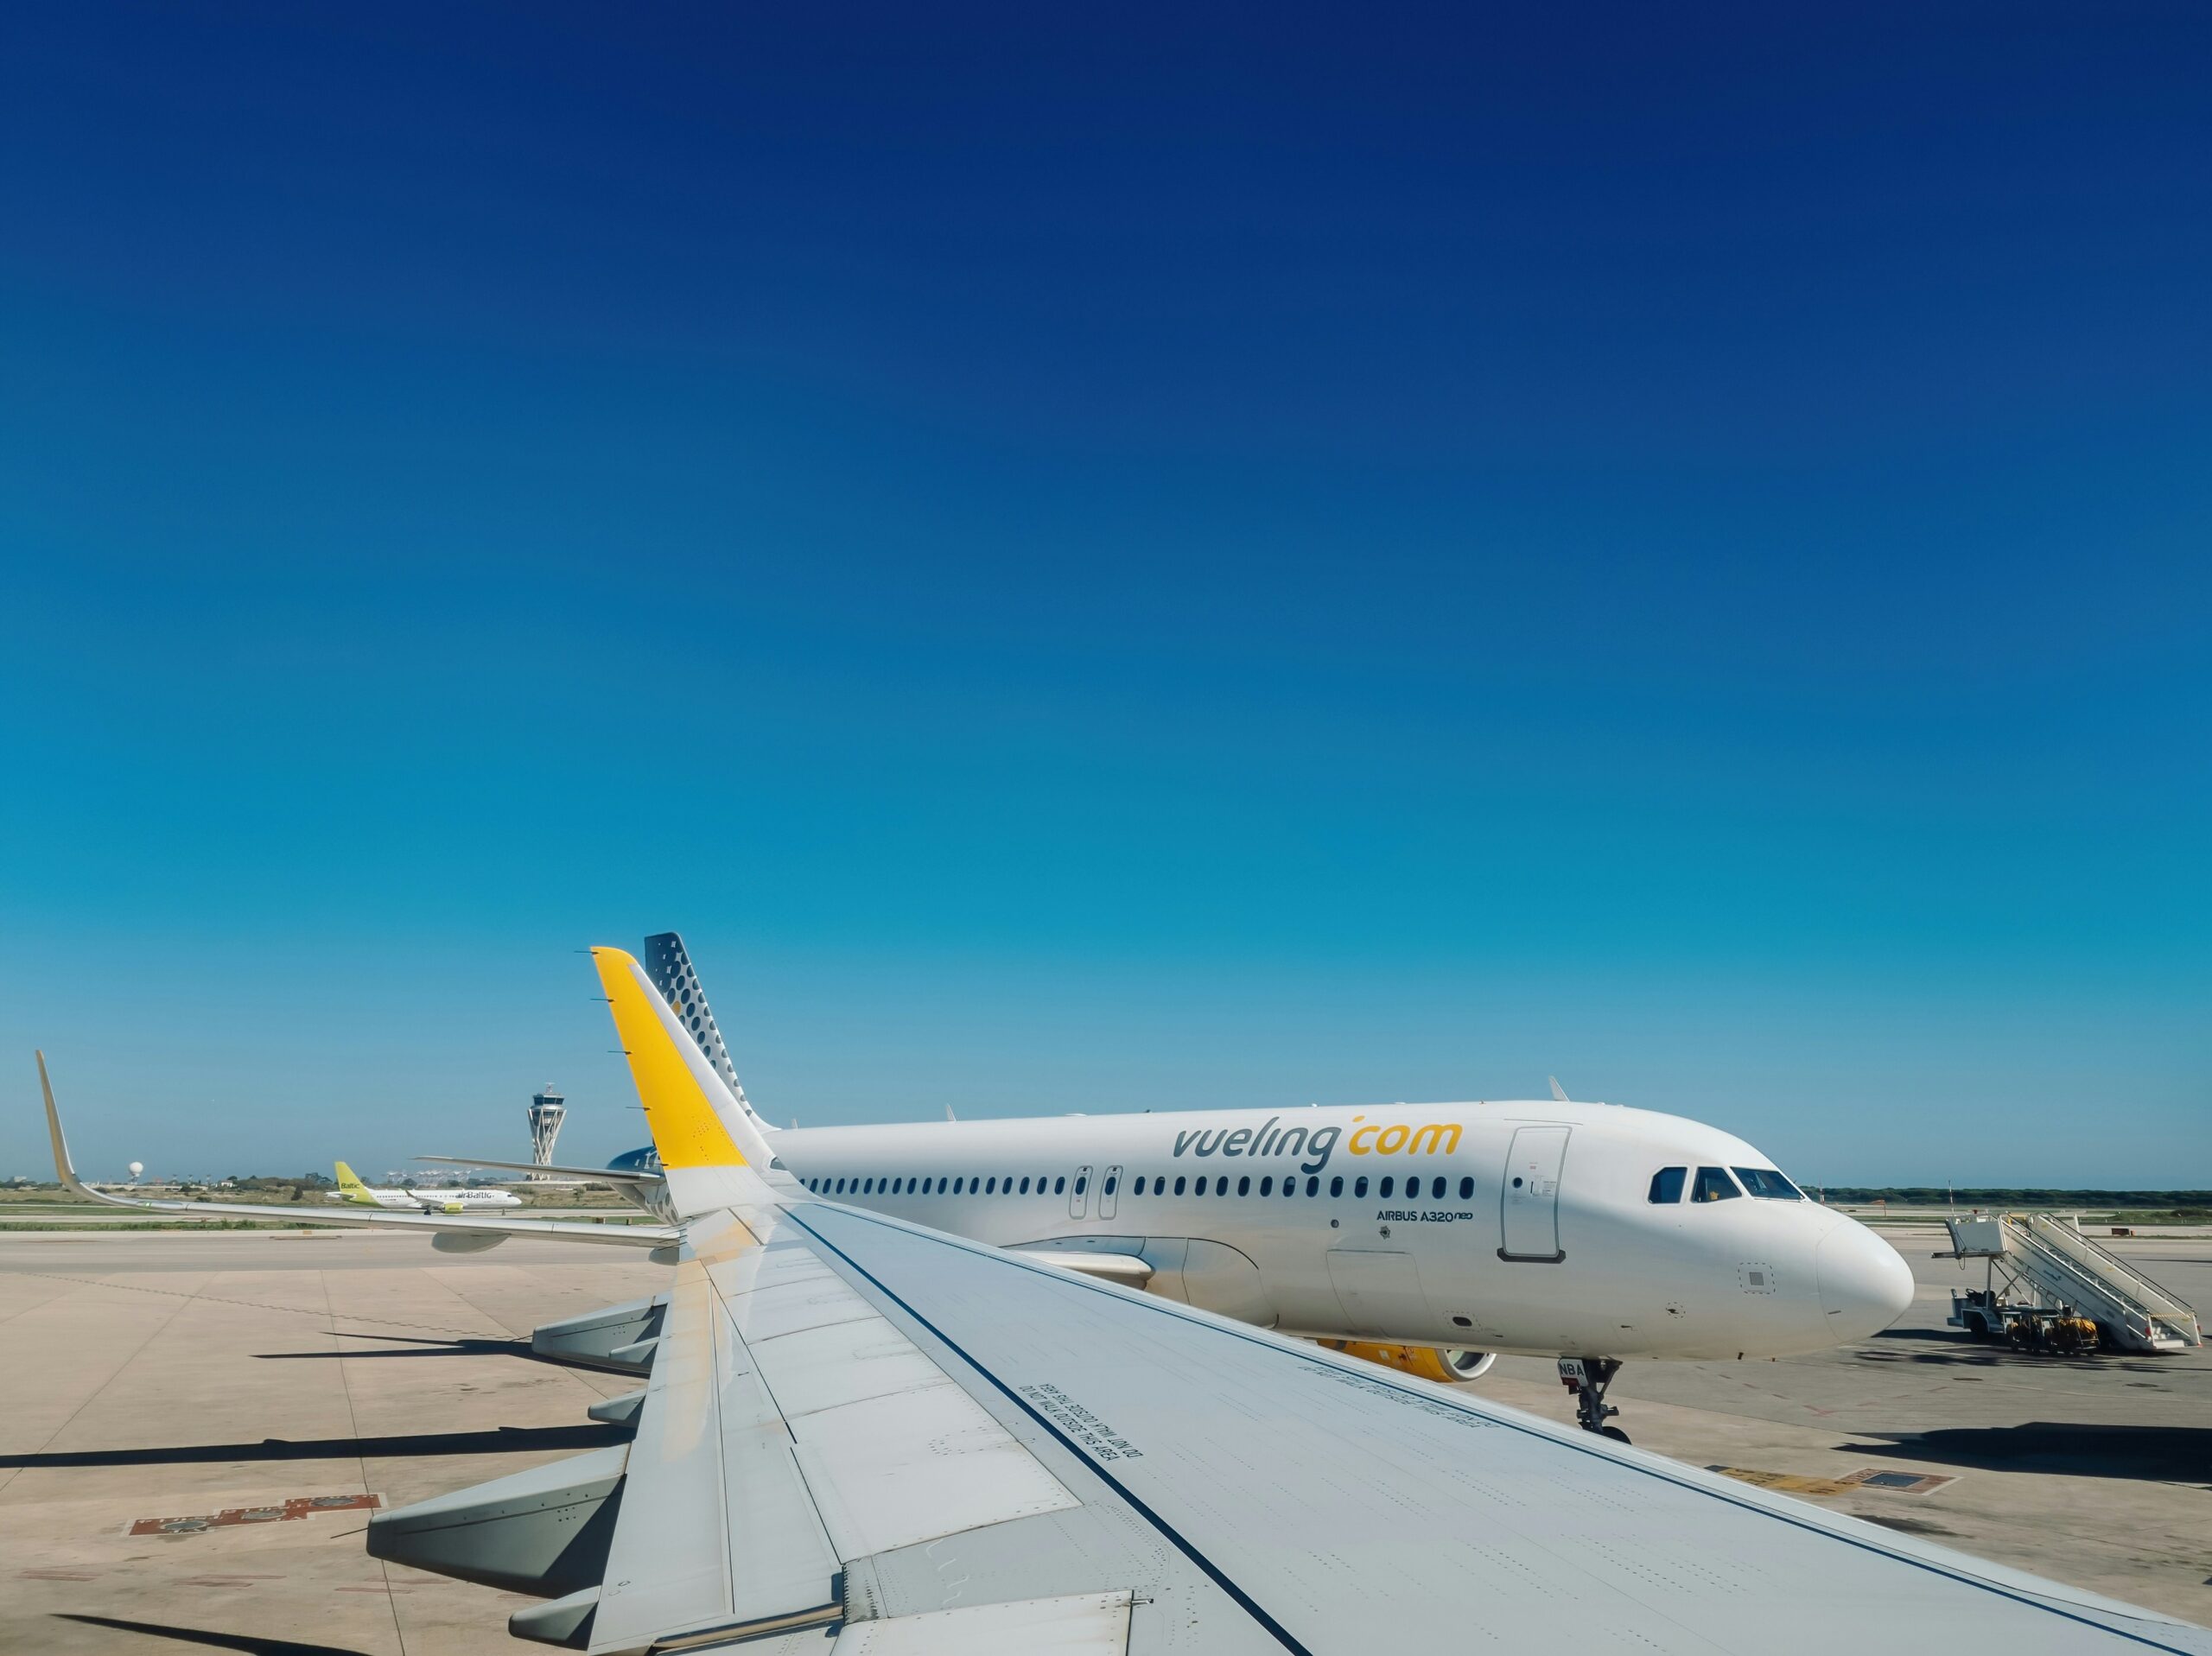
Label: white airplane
xmin=349 ymin=948 xmax=2210 ymax=1653
xmin=425 ymin=932 xmax=1913 ymax=1437
xmin=325 ymin=1159 xmax=523 ymax=1214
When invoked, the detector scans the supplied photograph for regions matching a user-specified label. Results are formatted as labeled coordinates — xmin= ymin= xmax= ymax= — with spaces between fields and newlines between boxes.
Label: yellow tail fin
xmin=334 ymin=1161 xmax=376 ymax=1204
xmin=593 ymin=946 xmax=770 ymax=1171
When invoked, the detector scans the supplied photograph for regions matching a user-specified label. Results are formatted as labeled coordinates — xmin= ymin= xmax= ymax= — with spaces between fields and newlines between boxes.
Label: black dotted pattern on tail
xmin=642 ymin=932 xmax=753 ymax=1113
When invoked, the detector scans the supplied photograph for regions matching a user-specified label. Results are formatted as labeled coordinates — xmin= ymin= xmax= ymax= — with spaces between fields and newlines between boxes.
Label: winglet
xmin=1549 ymin=1075 xmax=1569 ymax=1103
xmin=39 ymin=1051 xmax=131 ymax=1210
xmin=39 ymin=1050 xmax=81 ymax=1190
xmin=592 ymin=947 xmax=775 ymax=1172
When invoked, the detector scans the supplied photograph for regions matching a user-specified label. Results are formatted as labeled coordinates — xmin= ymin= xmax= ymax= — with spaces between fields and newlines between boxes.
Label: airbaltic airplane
xmin=424 ymin=933 xmax=1915 ymax=1437
xmin=325 ymin=1159 xmax=523 ymax=1214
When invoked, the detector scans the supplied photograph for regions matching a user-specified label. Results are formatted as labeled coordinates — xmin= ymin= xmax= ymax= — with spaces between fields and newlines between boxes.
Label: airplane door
xmin=1099 ymin=1164 xmax=1122 ymax=1221
xmin=1069 ymin=1165 xmax=1092 ymax=1220
xmin=1498 ymin=1125 xmax=1569 ymax=1262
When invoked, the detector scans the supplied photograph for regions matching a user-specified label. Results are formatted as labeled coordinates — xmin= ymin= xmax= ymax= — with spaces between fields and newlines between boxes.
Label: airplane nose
xmin=1815 ymin=1222 xmax=1915 ymax=1338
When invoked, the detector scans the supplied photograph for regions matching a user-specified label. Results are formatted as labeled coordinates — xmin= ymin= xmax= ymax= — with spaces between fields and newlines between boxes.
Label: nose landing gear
xmin=1558 ymin=1357 xmax=1628 ymax=1442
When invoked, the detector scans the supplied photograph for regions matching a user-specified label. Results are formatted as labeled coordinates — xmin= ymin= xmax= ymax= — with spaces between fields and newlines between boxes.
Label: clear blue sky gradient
xmin=2 ymin=5 xmax=2206 ymax=1185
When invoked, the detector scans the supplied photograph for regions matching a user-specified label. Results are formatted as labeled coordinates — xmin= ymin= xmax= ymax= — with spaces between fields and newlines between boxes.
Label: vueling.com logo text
xmin=1169 ymin=1115 xmax=1462 ymax=1176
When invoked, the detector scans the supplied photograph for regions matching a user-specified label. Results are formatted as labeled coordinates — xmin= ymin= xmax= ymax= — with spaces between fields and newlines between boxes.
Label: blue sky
xmin=1 ymin=4 xmax=2206 ymax=1186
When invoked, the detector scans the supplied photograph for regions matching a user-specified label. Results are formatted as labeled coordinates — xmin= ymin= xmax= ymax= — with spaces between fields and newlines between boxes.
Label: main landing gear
xmin=1558 ymin=1357 xmax=1628 ymax=1443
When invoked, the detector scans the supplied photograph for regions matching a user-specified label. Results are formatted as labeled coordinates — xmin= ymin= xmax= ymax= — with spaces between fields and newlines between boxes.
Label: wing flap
xmin=747 ymin=1317 xmax=952 ymax=1420
xmin=587 ymin=1246 xmax=843 ymax=1654
xmin=587 ymin=1204 xmax=1079 ymax=1652
xmin=790 ymin=1377 xmax=1078 ymax=1560
xmin=832 ymin=1591 xmax=1134 ymax=1654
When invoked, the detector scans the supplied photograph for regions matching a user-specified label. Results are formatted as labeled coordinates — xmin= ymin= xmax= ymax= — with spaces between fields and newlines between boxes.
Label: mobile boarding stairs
xmin=1937 ymin=1211 xmax=2202 ymax=1355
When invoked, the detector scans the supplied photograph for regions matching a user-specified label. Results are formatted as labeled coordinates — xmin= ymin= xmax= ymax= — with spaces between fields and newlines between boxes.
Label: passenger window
xmin=1132 ymin=1176 xmax=1145 ymax=1196
xmin=1306 ymin=1176 xmax=1320 ymax=1196
xmin=1330 ymin=1176 xmax=1344 ymax=1197
xmin=1236 ymin=1176 xmax=1249 ymax=1196
xmin=985 ymin=1177 xmax=996 ymax=1195
xmin=1692 ymin=1166 xmax=1742 ymax=1203
xmin=938 ymin=1177 xmax=949 ymax=1194
xmin=1217 ymin=1176 xmax=1230 ymax=1196
xmin=1259 ymin=1176 xmax=1273 ymax=1196
xmin=1053 ymin=1176 xmax=1066 ymax=1195
xmin=1378 ymin=1176 xmax=1393 ymax=1198
xmin=953 ymin=1177 xmax=964 ymax=1195
xmin=1104 ymin=1174 xmax=1119 ymax=1196
xmin=1075 ymin=1174 xmax=1088 ymax=1195
xmin=1648 ymin=1167 xmax=1686 ymax=1204
xmin=1354 ymin=1176 xmax=1369 ymax=1198
xmin=1173 ymin=1175 xmax=1187 ymax=1196
xmin=1732 ymin=1167 xmax=1804 ymax=1201
xmin=1433 ymin=1177 xmax=1446 ymax=1199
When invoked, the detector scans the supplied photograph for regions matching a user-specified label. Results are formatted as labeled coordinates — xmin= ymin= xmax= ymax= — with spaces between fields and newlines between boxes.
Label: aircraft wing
xmin=36 ymin=1055 xmax=677 ymax=1253
xmin=415 ymin=1154 xmax=667 ymax=1184
xmin=374 ymin=1181 xmax=2212 ymax=1654
xmin=365 ymin=952 xmax=2212 ymax=1654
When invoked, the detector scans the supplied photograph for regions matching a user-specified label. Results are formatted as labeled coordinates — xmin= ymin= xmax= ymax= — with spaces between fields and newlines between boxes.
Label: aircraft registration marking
xmin=1017 ymin=1383 xmax=1144 ymax=1462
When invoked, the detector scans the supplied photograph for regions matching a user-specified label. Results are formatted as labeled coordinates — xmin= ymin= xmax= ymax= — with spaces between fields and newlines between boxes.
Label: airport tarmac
xmin=1 ymin=1226 xmax=2205 ymax=1653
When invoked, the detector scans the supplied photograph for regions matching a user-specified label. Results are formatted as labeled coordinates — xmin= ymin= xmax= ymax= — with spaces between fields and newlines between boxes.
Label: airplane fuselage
xmin=327 ymin=1184 xmax=524 ymax=1213
xmin=616 ymin=1100 xmax=1910 ymax=1361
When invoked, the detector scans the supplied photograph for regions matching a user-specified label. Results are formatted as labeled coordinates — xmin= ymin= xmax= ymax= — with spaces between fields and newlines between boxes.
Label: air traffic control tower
xmin=525 ymin=1087 xmax=566 ymax=1178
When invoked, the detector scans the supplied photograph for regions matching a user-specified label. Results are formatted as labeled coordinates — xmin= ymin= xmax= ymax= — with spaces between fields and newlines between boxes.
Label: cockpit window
xmin=1691 ymin=1165 xmax=1743 ymax=1202
xmin=1732 ymin=1166 xmax=1803 ymax=1201
xmin=1647 ymin=1166 xmax=1686 ymax=1204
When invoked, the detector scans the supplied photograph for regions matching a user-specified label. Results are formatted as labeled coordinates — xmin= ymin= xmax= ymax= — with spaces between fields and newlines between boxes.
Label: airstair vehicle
xmin=1938 ymin=1211 xmax=2202 ymax=1355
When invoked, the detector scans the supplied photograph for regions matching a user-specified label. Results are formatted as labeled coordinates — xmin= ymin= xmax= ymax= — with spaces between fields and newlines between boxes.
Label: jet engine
xmin=1319 ymin=1341 xmax=1496 ymax=1384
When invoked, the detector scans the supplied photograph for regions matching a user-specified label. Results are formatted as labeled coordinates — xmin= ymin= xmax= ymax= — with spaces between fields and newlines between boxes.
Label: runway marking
xmin=0 ymin=1272 xmax=200 ymax=1501
xmin=0 ymin=1270 xmax=499 ymax=1342
xmin=320 ymin=1272 xmax=412 ymax=1656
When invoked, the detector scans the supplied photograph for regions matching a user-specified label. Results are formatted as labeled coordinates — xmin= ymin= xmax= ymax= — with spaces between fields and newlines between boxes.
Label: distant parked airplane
xmin=326 ymin=1159 xmax=522 ymax=1214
